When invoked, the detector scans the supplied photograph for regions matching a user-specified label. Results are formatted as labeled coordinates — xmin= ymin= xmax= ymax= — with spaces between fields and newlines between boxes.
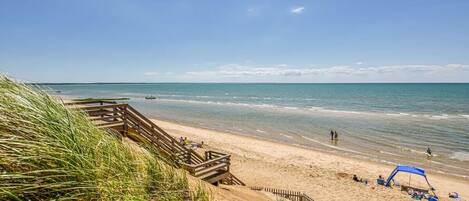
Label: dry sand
xmin=152 ymin=119 xmax=469 ymax=201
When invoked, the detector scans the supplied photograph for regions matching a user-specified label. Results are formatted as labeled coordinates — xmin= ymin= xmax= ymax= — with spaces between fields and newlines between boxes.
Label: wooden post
xmin=188 ymin=151 xmax=192 ymax=164
xmin=227 ymin=156 xmax=230 ymax=172
xmin=100 ymin=101 xmax=104 ymax=118
xmin=112 ymin=106 xmax=117 ymax=121
xmin=122 ymin=105 xmax=128 ymax=138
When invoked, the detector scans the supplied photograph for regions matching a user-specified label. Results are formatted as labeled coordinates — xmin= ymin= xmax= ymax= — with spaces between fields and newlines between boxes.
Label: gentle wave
xmin=379 ymin=150 xmax=402 ymax=157
xmin=395 ymin=146 xmax=439 ymax=157
xmin=315 ymin=108 xmax=366 ymax=115
xmin=143 ymin=93 xmax=319 ymax=102
xmin=146 ymin=97 xmax=469 ymax=121
xmin=386 ymin=113 xmax=410 ymax=117
xmin=300 ymin=135 xmax=365 ymax=155
xmin=152 ymin=98 xmax=278 ymax=109
xmin=429 ymin=160 xmax=469 ymax=171
xmin=279 ymin=133 xmax=294 ymax=139
xmin=450 ymin=151 xmax=469 ymax=162
xmin=429 ymin=114 xmax=449 ymax=120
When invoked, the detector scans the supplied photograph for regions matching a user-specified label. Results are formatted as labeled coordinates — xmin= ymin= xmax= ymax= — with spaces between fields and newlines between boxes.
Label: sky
xmin=1 ymin=0 xmax=469 ymax=83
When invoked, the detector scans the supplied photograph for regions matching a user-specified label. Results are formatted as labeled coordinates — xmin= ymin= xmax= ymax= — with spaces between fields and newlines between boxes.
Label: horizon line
xmin=32 ymin=82 xmax=469 ymax=85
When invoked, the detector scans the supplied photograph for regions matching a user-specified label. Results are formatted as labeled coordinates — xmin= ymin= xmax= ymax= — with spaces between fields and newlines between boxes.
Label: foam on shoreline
xmin=450 ymin=151 xmax=469 ymax=162
xmin=141 ymin=97 xmax=469 ymax=121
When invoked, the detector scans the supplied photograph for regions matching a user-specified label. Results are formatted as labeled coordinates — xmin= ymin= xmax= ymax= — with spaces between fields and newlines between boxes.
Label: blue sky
xmin=1 ymin=0 xmax=469 ymax=83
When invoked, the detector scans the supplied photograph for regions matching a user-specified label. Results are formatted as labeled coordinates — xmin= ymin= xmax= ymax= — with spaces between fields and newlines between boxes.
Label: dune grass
xmin=0 ymin=76 xmax=210 ymax=200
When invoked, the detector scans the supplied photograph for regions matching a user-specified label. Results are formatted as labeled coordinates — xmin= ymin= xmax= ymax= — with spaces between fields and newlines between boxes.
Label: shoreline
xmin=151 ymin=118 xmax=469 ymax=201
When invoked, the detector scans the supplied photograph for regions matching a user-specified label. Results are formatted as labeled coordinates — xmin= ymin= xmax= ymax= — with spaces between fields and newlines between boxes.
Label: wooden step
xmin=97 ymin=122 xmax=124 ymax=129
xmin=204 ymin=171 xmax=230 ymax=184
xmin=195 ymin=163 xmax=228 ymax=178
xmin=88 ymin=114 xmax=122 ymax=121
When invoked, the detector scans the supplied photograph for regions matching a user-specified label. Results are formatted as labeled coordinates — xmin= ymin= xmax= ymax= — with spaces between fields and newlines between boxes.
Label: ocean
xmin=43 ymin=83 xmax=469 ymax=178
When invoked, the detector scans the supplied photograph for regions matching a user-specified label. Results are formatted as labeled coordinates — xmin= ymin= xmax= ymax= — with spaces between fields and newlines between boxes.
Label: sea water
xmin=44 ymin=83 xmax=469 ymax=178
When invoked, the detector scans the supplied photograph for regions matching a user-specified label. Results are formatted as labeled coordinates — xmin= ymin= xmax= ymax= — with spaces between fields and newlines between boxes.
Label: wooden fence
xmin=250 ymin=186 xmax=314 ymax=201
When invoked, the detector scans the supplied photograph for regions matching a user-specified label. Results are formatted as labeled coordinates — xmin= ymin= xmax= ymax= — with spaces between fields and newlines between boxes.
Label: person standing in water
xmin=334 ymin=131 xmax=338 ymax=140
xmin=426 ymin=146 xmax=433 ymax=159
xmin=330 ymin=130 xmax=334 ymax=140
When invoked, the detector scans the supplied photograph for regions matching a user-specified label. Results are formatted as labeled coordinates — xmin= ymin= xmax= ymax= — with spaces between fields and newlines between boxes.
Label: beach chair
xmin=428 ymin=196 xmax=438 ymax=201
xmin=401 ymin=185 xmax=429 ymax=194
xmin=377 ymin=178 xmax=385 ymax=185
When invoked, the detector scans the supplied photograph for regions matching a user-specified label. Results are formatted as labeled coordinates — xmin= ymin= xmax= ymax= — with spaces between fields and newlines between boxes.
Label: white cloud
xmin=184 ymin=63 xmax=469 ymax=82
xmin=291 ymin=6 xmax=305 ymax=14
xmin=144 ymin=72 xmax=159 ymax=76
xmin=246 ymin=8 xmax=260 ymax=16
xmin=356 ymin=61 xmax=363 ymax=65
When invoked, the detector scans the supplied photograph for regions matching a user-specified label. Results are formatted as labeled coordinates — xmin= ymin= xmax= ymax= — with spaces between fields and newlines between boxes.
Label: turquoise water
xmin=45 ymin=83 xmax=469 ymax=178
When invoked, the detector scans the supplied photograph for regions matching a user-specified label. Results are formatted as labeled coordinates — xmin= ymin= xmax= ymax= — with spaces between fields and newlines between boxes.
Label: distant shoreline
xmin=35 ymin=82 xmax=469 ymax=85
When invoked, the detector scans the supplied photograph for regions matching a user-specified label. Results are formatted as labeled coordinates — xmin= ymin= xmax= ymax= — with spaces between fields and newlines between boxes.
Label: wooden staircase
xmin=65 ymin=100 xmax=244 ymax=186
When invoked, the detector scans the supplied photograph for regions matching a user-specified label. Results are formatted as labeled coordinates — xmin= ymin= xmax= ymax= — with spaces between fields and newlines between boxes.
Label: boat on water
xmin=145 ymin=95 xmax=157 ymax=100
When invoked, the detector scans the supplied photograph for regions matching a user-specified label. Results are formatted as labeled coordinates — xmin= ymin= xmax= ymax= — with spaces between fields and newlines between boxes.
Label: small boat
xmin=145 ymin=95 xmax=157 ymax=100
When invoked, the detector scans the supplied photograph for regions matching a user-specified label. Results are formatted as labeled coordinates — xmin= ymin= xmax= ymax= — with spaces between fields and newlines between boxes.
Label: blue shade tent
xmin=385 ymin=165 xmax=435 ymax=195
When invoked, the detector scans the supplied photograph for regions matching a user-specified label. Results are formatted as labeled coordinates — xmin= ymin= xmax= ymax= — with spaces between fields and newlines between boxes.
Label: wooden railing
xmin=183 ymin=154 xmax=230 ymax=178
xmin=205 ymin=150 xmax=227 ymax=160
xmin=250 ymin=186 xmax=314 ymax=201
xmin=65 ymin=100 xmax=243 ymax=185
xmin=184 ymin=150 xmax=245 ymax=185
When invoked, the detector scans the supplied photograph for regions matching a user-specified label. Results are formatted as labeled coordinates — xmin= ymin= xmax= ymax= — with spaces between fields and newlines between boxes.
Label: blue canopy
xmin=384 ymin=165 xmax=436 ymax=196
xmin=385 ymin=165 xmax=433 ymax=191
xmin=394 ymin=165 xmax=426 ymax=176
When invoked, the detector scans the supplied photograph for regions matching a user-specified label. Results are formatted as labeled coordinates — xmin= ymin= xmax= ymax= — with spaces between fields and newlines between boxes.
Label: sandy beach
xmin=152 ymin=118 xmax=469 ymax=201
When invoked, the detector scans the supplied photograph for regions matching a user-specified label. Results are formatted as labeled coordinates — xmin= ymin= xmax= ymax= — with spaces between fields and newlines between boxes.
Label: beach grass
xmin=0 ymin=76 xmax=210 ymax=200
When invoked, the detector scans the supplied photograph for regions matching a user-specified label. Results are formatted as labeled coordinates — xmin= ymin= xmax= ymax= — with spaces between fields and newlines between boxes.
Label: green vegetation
xmin=0 ymin=76 xmax=210 ymax=200
xmin=72 ymin=97 xmax=130 ymax=102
